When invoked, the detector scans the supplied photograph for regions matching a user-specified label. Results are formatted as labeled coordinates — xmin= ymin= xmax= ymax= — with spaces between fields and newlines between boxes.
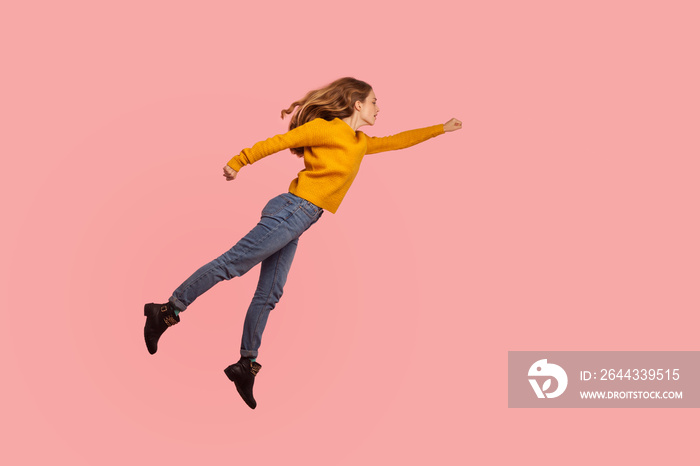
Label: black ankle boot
xmin=224 ymin=357 xmax=262 ymax=409
xmin=143 ymin=302 xmax=180 ymax=355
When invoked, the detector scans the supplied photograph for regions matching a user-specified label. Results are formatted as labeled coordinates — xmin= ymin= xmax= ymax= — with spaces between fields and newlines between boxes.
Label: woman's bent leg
xmin=169 ymin=222 xmax=296 ymax=311
xmin=240 ymin=237 xmax=299 ymax=359
xmin=168 ymin=193 xmax=321 ymax=312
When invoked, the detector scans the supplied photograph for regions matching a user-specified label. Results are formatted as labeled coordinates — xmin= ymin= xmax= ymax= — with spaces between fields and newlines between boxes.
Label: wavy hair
xmin=280 ymin=77 xmax=373 ymax=156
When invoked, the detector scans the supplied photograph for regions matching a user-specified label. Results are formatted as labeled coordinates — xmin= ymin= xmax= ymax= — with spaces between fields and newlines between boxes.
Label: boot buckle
xmin=163 ymin=315 xmax=178 ymax=326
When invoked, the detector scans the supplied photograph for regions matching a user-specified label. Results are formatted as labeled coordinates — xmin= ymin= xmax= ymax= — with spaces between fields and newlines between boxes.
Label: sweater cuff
xmin=227 ymin=158 xmax=244 ymax=171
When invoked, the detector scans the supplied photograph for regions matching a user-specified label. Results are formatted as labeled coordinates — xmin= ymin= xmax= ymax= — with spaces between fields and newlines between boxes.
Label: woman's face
xmin=358 ymin=89 xmax=379 ymax=126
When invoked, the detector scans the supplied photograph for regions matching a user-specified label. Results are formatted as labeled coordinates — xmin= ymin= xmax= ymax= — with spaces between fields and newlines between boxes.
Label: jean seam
xmin=250 ymin=205 xmax=304 ymax=250
xmin=250 ymin=245 xmax=285 ymax=350
xmin=173 ymin=247 xmax=243 ymax=304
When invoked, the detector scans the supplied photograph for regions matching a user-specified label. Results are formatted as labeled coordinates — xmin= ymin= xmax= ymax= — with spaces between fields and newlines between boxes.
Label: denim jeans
xmin=169 ymin=192 xmax=324 ymax=358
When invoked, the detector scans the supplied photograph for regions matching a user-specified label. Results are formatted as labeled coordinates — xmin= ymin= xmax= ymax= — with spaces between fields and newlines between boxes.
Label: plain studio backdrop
xmin=1 ymin=1 xmax=698 ymax=465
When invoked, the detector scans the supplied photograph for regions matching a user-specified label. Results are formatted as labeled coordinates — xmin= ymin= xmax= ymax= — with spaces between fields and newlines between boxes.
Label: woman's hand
xmin=223 ymin=165 xmax=238 ymax=181
xmin=443 ymin=118 xmax=463 ymax=132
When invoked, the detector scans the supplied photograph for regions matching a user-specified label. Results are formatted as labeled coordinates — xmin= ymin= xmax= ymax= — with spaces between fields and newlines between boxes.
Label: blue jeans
xmin=169 ymin=192 xmax=324 ymax=359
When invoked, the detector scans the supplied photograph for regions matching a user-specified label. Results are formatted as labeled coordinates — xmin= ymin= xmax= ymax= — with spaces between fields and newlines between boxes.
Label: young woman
xmin=144 ymin=77 xmax=462 ymax=409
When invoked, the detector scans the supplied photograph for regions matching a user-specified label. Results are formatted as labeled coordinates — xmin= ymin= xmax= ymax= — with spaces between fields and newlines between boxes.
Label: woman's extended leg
xmin=240 ymin=237 xmax=299 ymax=359
xmin=168 ymin=193 xmax=315 ymax=312
xmin=227 ymin=236 xmax=300 ymax=409
xmin=145 ymin=193 xmax=322 ymax=357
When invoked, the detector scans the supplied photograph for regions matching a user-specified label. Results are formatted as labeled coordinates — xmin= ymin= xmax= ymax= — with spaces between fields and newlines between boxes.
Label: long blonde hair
xmin=281 ymin=77 xmax=373 ymax=156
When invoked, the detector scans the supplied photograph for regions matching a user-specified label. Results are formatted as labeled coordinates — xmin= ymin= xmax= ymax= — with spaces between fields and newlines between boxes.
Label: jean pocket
xmin=261 ymin=195 xmax=293 ymax=217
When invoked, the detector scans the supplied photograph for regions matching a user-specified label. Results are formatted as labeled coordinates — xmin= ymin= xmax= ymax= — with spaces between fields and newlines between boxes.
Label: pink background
xmin=2 ymin=1 xmax=698 ymax=464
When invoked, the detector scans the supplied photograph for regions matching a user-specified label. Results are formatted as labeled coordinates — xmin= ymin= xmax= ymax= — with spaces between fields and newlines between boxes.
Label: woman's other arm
xmin=224 ymin=118 xmax=330 ymax=177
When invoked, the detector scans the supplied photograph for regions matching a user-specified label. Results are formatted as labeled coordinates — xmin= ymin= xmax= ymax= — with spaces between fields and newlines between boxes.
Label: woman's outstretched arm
xmin=365 ymin=117 xmax=462 ymax=155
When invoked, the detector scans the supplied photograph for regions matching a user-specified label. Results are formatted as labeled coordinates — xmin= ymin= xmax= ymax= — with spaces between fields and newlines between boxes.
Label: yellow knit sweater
xmin=227 ymin=117 xmax=445 ymax=213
